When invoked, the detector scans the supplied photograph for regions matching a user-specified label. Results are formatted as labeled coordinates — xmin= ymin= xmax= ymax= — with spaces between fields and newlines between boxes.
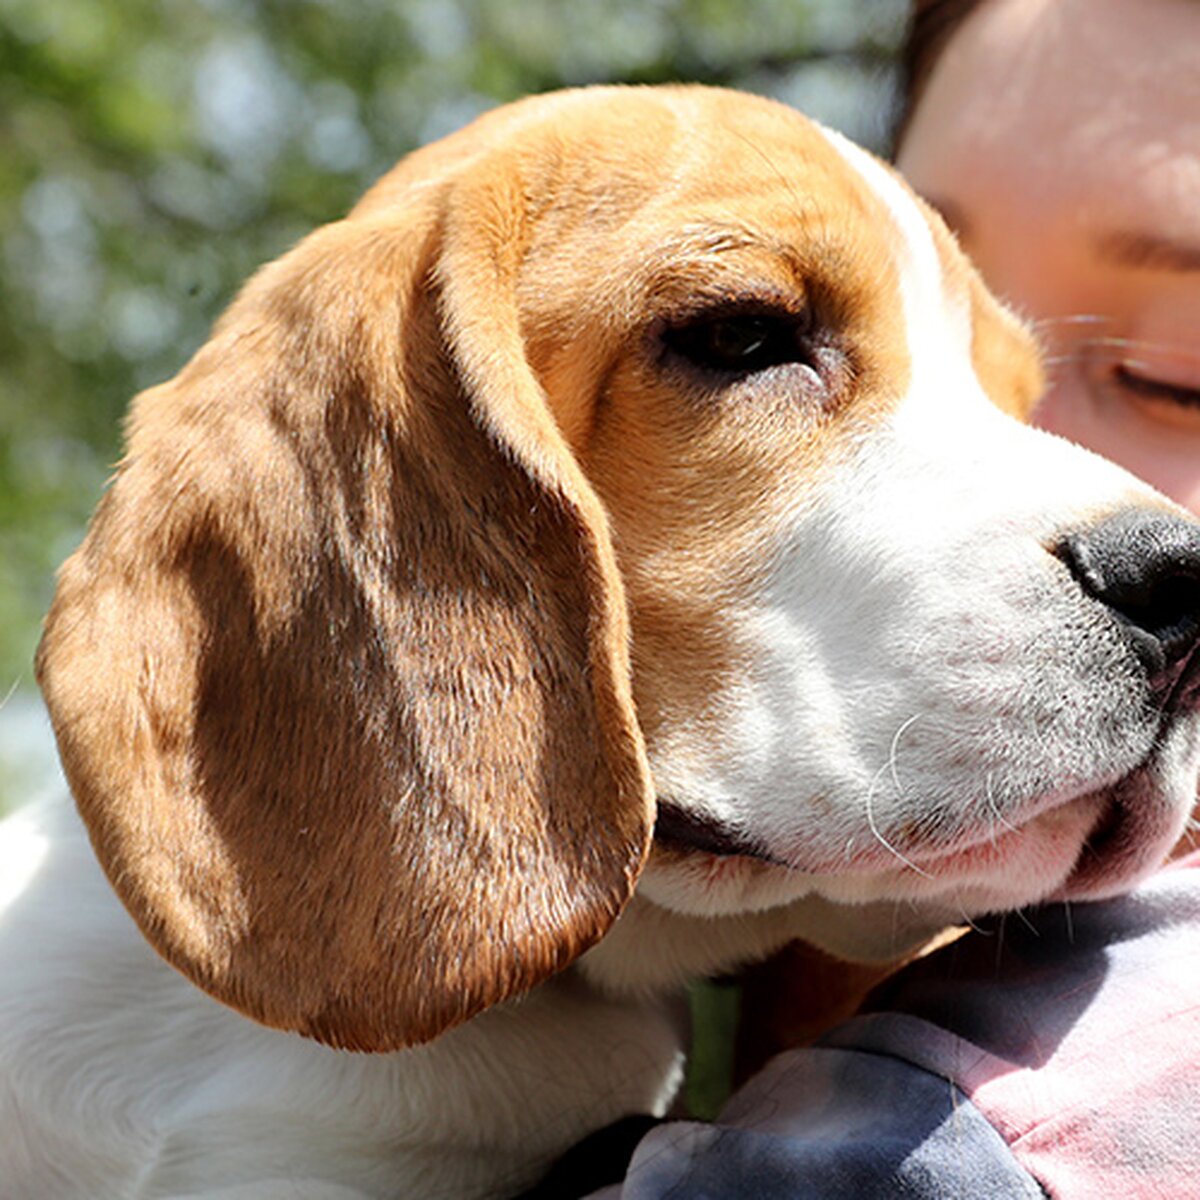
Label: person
xmin=572 ymin=2 xmax=1200 ymax=1194
xmin=896 ymin=0 xmax=1200 ymax=513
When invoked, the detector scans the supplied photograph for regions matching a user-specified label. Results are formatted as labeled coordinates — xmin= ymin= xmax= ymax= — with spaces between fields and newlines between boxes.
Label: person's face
xmin=897 ymin=0 xmax=1200 ymax=513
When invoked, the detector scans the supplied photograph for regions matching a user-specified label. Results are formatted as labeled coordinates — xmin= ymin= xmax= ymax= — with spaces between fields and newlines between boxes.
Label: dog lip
xmin=653 ymin=801 xmax=785 ymax=865
xmin=1054 ymin=743 xmax=1195 ymax=901
xmin=1048 ymin=649 xmax=1200 ymax=899
xmin=1051 ymin=784 xmax=1157 ymax=900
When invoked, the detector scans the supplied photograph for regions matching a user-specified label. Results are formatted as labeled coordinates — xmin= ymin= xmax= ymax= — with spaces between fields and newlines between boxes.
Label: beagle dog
xmin=4 ymin=84 xmax=1200 ymax=1200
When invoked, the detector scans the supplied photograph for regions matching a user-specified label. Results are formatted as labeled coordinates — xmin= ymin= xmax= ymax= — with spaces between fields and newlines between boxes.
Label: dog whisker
xmin=1040 ymin=332 xmax=1200 ymax=385
xmin=949 ymin=891 xmax=990 ymax=936
xmin=865 ymin=753 xmax=932 ymax=879
xmin=1032 ymin=313 xmax=1111 ymax=332
xmin=1011 ymin=906 xmax=1041 ymax=936
xmin=984 ymin=771 xmax=1020 ymax=845
xmin=888 ymin=713 xmax=923 ymax=799
xmin=994 ymin=913 xmax=1008 ymax=974
xmin=1086 ymin=334 xmax=1200 ymax=356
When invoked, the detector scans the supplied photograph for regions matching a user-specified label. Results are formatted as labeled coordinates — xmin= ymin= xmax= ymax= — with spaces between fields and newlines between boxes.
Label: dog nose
xmin=1058 ymin=510 xmax=1200 ymax=684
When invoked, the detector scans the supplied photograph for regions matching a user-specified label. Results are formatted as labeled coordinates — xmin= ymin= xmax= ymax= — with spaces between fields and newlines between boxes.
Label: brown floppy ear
xmin=36 ymin=158 xmax=653 ymax=1051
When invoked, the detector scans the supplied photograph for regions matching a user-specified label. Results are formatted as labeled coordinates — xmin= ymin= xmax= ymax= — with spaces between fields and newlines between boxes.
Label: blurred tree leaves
xmin=0 ymin=0 xmax=904 ymax=694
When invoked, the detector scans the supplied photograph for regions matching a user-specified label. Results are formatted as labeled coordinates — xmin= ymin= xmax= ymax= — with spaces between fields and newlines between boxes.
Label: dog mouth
xmin=652 ymin=803 xmax=781 ymax=865
xmin=651 ymin=795 xmax=1083 ymax=879
xmin=654 ymin=646 xmax=1200 ymax=901
xmin=1053 ymin=647 xmax=1200 ymax=899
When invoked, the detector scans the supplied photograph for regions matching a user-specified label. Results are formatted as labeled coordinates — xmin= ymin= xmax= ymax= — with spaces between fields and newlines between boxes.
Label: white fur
xmin=0 ymin=798 xmax=683 ymax=1199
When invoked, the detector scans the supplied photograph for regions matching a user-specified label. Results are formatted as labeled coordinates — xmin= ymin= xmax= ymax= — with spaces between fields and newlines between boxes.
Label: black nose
xmin=1058 ymin=510 xmax=1200 ymax=686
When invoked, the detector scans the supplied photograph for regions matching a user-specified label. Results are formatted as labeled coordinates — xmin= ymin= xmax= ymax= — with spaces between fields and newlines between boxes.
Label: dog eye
xmin=663 ymin=313 xmax=809 ymax=375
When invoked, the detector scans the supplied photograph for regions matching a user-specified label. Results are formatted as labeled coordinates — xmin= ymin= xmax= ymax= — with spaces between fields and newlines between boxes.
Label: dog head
xmin=37 ymin=86 xmax=1200 ymax=1050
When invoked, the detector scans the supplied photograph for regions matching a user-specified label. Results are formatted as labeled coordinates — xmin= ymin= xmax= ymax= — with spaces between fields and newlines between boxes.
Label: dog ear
xmin=36 ymin=152 xmax=653 ymax=1051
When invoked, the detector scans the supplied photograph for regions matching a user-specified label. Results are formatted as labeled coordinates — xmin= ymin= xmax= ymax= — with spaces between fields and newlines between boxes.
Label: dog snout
xmin=1058 ymin=509 xmax=1200 ymax=692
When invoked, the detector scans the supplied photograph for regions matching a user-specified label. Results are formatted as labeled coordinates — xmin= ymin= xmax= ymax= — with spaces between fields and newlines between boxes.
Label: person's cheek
xmin=1032 ymin=379 xmax=1103 ymax=451
xmin=1157 ymin=458 xmax=1200 ymax=520
xmin=1033 ymin=380 xmax=1196 ymax=511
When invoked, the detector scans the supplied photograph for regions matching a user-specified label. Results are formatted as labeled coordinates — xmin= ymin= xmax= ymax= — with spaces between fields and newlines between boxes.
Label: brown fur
xmin=37 ymin=104 xmax=654 ymax=1052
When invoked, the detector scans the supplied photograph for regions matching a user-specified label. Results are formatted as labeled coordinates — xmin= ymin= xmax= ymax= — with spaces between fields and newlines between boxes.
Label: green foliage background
xmin=0 ymin=0 xmax=905 ymax=808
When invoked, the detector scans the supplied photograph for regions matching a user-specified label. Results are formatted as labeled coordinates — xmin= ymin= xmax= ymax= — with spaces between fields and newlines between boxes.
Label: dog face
xmin=587 ymin=121 xmax=1200 ymax=926
xmin=36 ymin=86 xmax=1200 ymax=1050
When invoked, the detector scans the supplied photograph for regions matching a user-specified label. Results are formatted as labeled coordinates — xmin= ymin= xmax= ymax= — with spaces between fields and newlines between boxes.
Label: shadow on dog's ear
xmin=35 ymin=136 xmax=653 ymax=1052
